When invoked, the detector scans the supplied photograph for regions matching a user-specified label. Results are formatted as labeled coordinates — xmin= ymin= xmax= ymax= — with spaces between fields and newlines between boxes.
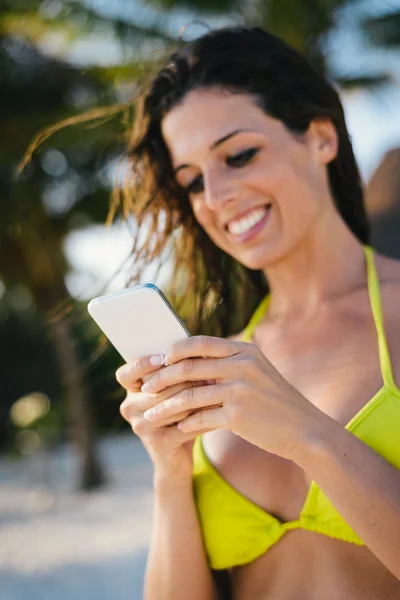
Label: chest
xmin=202 ymin=298 xmax=400 ymax=523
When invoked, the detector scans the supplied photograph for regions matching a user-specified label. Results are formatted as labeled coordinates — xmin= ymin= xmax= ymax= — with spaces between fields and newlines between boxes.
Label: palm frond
xmin=336 ymin=73 xmax=392 ymax=90
xmin=363 ymin=10 xmax=400 ymax=48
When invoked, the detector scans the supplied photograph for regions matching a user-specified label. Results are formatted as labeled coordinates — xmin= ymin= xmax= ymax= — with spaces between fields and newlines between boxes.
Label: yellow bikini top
xmin=192 ymin=246 xmax=400 ymax=570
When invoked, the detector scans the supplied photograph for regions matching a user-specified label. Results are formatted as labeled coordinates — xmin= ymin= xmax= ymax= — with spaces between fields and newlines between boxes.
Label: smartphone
xmin=87 ymin=283 xmax=190 ymax=364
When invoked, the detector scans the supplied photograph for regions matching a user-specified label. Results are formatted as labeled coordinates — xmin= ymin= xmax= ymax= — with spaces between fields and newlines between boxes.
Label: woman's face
xmin=161 ymin=88 xmax=338 ymax=270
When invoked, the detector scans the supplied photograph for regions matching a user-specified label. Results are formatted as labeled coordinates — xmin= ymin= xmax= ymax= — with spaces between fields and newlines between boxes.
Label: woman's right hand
xmin=116 ymin=355 xmax=211 ymax=481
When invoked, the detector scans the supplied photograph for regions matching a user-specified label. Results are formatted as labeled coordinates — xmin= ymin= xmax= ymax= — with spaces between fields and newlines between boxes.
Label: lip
xmin=226 ymin=205 xmax=271 ymax=243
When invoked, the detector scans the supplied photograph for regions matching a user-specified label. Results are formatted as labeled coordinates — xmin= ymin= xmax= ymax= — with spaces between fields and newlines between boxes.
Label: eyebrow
xmin=173 ymin=129 xmax=250 ymax=175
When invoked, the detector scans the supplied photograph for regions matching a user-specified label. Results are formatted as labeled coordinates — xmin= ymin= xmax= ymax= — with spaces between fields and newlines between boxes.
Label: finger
xmin=120 ymin=380 xmax=206 ymax=418
xmin=141 ymin=354 xmax=245 ymax=394
xmin=130 ymin=410 xmax=194 ymax=435
xmin=168 ymin=426 xmax=214 ymax=445
xmin=121 ymin=396 xmax=194 ymax=429
xmin=116 ymin=354 xmax=166 ymax=391
xmin=177 ymin=407 xmax=227 ymax=432
xmin=165 ymin=336 xmax=244 ymax=366
xmin=143 ymin=383 xmax=226 ymax=421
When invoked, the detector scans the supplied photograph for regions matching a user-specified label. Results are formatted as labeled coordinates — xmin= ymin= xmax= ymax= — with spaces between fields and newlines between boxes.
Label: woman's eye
xmin=185 ymin=175 xmax=204 ymax=195
xmin=181 ymin=148 xmax=259 ymax=194
xmin=227 ymin=147 xmax=260 ymax=168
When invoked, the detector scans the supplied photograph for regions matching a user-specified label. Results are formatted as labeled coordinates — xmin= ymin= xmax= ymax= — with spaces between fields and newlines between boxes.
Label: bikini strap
xmin=364 ymin=245 xmax=395 ymax=387
xmin=241 ymin=247 xmax=394 ymax=386
xmin=241 ymin=295 xmax=270 ymax=343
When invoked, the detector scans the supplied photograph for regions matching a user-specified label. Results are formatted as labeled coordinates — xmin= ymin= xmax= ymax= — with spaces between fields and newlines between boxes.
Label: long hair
xmin=115 ymin=26 xmax=369 ymax=335
xmin=23 ymin=27 xmax=370 ymax=336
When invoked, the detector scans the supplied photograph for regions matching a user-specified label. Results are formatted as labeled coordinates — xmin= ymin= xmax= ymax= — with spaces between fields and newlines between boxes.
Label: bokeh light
xmin=10 ymin=392 xmax=51 ymax=429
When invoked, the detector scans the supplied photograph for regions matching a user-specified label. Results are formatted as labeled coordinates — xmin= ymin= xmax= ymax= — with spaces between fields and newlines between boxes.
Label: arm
xmin=145 ymin=470 xmax=218 ymax=600
xmin=140 ymin=336 xmax=400 ymax=581
xmin=116 ymin=356 xmax=218 ymax=600
xmin=295 ymin=416 xmax=400 ymax=580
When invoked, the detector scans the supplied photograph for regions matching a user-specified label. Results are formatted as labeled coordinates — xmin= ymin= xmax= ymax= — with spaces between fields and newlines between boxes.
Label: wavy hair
xmin=23 ymin=26 xmax=370 ymax=336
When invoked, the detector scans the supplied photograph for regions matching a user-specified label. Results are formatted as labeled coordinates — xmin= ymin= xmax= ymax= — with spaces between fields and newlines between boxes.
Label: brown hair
xmin=22 ymin=26 xmax=369 ymax=336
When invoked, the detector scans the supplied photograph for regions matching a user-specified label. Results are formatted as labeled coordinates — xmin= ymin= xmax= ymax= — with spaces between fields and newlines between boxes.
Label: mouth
xmin=225 ymin=204 xmax=272 ymax=242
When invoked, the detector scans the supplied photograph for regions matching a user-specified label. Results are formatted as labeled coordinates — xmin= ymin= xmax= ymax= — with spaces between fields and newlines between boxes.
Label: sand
xmin=0 ymin=434 xmax=154 ymax=600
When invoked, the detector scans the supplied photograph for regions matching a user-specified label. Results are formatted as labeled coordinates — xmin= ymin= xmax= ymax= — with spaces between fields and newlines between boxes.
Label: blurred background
xmin=1 ymin=0 xmax=400 ymax=598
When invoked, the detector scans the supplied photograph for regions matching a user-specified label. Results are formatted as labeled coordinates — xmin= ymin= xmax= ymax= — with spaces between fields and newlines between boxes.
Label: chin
xmin=233 ymin=240 xmax=283 ymax=271
xmin=211 ymin=230 xmax=285 ymax=271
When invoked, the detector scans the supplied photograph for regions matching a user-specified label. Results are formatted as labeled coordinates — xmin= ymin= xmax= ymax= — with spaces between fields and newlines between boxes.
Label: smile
xmin=226 ymin=205 xmax=271 ymax=240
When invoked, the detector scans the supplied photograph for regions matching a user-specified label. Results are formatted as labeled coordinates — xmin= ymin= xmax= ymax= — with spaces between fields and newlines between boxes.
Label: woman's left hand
xmin=141 ymin=335 xmax=326 ymax=461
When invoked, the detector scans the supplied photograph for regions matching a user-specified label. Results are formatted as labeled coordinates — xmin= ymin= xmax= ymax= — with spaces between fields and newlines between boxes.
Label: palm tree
xmin=143 ymin=0 xmax=393 ymax=85
xmin=2 ymin=0 xmax=399 ymax=489
xmin=0 ymin=0 xmax=186 ymax=488
xmin=0 ymin=33 xmax=110 ymax=488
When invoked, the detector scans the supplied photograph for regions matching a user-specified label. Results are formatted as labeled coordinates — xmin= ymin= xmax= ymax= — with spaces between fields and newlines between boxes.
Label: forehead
xmin=161 ymin=88 xmax=281 ymax=165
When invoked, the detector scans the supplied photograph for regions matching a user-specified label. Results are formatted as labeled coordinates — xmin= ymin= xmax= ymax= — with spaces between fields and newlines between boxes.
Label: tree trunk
xmin=49 ymin=312 xmax=106 ymax=490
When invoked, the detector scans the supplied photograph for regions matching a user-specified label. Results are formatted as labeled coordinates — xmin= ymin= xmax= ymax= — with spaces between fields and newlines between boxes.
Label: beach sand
xmin=0 ymin=434 xmax=153 ymax=600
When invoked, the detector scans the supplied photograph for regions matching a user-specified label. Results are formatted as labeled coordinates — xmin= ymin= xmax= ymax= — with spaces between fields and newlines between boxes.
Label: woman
xmin=116 ymin=27 xmax=400 ymax=599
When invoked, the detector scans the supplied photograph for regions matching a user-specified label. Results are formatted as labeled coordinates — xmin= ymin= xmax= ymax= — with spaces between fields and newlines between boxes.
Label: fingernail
xmin=141 ymin=381 xmax=151 ymax=392
xmin=149 ymin=355 xmax=164 ymax=366
xmin=164 ymin=356 xmax=170 ymax=366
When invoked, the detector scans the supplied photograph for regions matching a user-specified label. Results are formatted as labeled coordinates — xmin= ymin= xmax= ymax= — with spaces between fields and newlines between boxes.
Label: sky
xmin=59 ymin=0 xmax=400 ymax=300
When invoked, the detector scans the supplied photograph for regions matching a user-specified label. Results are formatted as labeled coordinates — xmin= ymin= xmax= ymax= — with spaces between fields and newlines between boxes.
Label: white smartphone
xmin=87 ymin=283 xmax=190 ymax=364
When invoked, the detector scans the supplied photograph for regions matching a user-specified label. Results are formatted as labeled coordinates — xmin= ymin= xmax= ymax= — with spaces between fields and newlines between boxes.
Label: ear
xmin=308 ymin=119 xmax=338 ymax=165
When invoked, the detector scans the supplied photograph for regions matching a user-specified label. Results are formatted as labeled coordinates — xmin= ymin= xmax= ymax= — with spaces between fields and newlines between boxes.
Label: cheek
xmin=259 ymin=154 xmax=313 ymax=199
xmin=191 ymin=198 xmax=215 ymax=229
xmin=250 ymin=157 xmax=290 ymax=193
xmin=254 ymin=156 xmax=321 ymax=228
xmin=275 ymin=162 xmax=322 ymax=229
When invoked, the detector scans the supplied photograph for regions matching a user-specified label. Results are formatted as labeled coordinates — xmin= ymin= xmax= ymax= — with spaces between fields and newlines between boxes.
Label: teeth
xmin=228 ymin=207 xmax=268 ymax=236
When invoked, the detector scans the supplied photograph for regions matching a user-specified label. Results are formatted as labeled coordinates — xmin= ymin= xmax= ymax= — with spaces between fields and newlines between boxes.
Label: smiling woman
xmin=23 ymin=24 xmax=400 ymax=600
xmin=112 ymin=25 xmax=370 ymax=340
xmin=111 ymin=26 xmax=400 ymax=600
xmin=161 ymin=89 xmax=342 ymax=272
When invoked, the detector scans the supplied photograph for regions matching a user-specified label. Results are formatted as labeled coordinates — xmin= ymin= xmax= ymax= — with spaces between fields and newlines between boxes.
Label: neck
xmin=263 ymin=212 xmax=368 ymax=322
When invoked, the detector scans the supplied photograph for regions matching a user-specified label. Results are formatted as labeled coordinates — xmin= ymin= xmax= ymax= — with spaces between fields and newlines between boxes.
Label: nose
xmin=203 ymin=168 xmax=236 ymax=211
